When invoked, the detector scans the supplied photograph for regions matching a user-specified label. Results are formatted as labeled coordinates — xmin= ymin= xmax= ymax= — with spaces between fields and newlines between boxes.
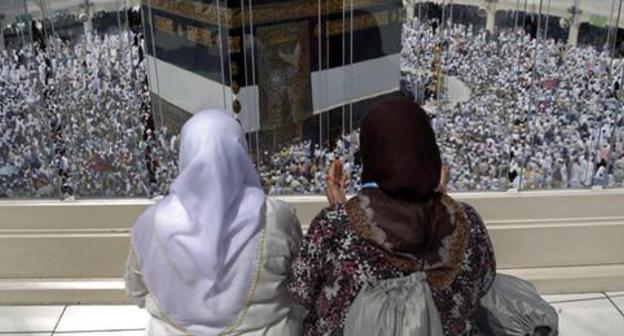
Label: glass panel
xmin=402 ymin=1 xmax=512 ymax=191
xmin=518 ymin=1 xmax=548 ymax=190
xmin=602 ymin=0 xmax=624 ymax=188
xmin=141 ymin=0 xmax=233 ymax=196
xmin=613 ymin=7 xmax=624 ymax=188
xmin=520 ymin=0 xmax=623 ymax=190
xmin=226 ymin=0 xmax=408 ymax=195
xmin=506 ymin=4 xmax=534 ymax=191
xmin=21 ymin=0 xmax=150 ymax=198
xmin=1 ymin=0 xmax=60 ymax=198
xmin=6 ymin=0 xmax=624 ymax=198
xmin=317 ymin=0 xmax=367 ymax=193
xmin=613 ymin=80 xmax=624 ymax=187
xmin=486 ymin=2 xmax=536 ymax=190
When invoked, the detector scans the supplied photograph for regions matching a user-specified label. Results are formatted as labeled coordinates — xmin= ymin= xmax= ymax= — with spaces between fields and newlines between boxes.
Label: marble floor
xmin=0 ymin=292 xmax=622 ymax=335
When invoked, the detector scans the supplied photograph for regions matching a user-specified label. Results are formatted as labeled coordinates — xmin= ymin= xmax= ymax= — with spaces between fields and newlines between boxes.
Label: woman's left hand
xmin=325 ymin=159 xmax=347 ymax=206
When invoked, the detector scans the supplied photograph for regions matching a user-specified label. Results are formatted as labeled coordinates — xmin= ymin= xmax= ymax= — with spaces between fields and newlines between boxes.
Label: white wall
xmin=1 ymin=190 xmax=624 ymax=304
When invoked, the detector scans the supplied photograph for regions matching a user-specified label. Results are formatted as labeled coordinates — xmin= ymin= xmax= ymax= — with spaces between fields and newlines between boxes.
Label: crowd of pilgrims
xmin=261 ymin=18 xmax=624 ymax=193
xmin=3 ymin=17 xmax=624 ymax=198
xmin=257 ymin=132 xmax=362 ymax=195
xmin=0 ymin=29 xmax=179 ymax=198
xmin=401 ymin=18 xmax=624 ymax=190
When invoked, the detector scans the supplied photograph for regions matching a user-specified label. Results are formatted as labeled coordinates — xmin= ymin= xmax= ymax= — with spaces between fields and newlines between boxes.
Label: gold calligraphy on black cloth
xmin=153 ymin=14 xmax=215 ymax=48
xmin=144 ymin=0 xmax=399 ymax=28
xmin=153 ymin=12 xmax=392 ymax=54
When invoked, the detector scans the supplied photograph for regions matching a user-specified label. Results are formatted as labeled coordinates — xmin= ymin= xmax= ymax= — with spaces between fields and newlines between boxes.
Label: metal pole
xmin=449 ymin=0 xmax=453 ymax=26
xmin=419 ymin=0 xmax=422 ymax=21
xmin=84 ymin=0 xmax=92 ymax=34
xmin=116 ymin=4 xmax=122 ymax=36
xmin=247 ymin=0 xmax=261 ymax=163
xmin=342 ymin=0 xmax=346 ymax=135
xmin=514 ymin=0 xmax=520 ymax=31
xmin=543 ymin=0 xmax=551 ymax=39
xmin=441 ymin=0 xmax=446 ymax=32
xmin=216 ymin=0 xmax=227 ymax=110
xmin=145 ymin=0 xmax=163 ymax=125
xmin=318 ymin=0 xmax=322 ymax=148
xmin=601 ymin=0 xmax=624 ymax=187
xmin=0 ymin=14 xmax=5 ymax=51
xmin=239 ymin=0 xmax=251 ymax=153
xmin=48 ymin=0 xmax=56 ymax=37
xmin=349 ymin=0 xmax=354 ymax=133
xmin=325 ymin=1 xmax=330 ymax=144
xmin=38 ymin=0 xmax=49 ymax=41
xmin=319 ymin=114 xmax=323 ymax=148
xmin=124 ymin=1 xmax=135 ymax=81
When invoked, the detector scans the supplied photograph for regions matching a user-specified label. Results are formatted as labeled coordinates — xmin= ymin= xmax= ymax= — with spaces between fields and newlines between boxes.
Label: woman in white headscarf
xmin=125 ymin=110 xmax=303 ymax=335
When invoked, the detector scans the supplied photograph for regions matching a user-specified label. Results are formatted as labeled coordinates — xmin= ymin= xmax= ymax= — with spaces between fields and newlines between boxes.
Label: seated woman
xmin=286 ymin=97 xmax=496 ymax=336
xmin=125 ymin=110 xmax=303 ymax=335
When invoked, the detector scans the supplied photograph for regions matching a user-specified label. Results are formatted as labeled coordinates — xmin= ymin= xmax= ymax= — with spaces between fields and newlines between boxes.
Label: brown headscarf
xmin=358 ymin=97 xmax=454 ymax=262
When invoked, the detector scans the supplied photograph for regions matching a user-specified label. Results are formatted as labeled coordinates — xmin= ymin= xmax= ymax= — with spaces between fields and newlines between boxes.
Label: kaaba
xmin=142 ymin=0 xmax=402 ymax=146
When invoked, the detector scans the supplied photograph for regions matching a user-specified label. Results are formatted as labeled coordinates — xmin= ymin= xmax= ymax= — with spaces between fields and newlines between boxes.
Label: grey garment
xmin=124 ymin=197 xmax=304 ymax=336
xmin=475 ymin=274 xmax=559 ymax=336
xmin=344 ymin=272 xmax=444 ymax=336
xmin=125 ymin=246 xmax=187 ymax=335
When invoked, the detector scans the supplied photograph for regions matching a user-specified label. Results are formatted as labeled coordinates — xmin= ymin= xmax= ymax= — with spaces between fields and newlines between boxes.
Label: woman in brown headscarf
xmin=286 ymin=97 xmax=496 ymax=336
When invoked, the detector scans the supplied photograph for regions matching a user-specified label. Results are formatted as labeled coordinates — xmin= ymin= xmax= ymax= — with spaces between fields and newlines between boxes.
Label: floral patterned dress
xmin=286 ymin=194 xmax=496 ymax=336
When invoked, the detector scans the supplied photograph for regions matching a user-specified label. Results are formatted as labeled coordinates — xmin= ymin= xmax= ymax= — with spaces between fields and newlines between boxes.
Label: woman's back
xmin=127 ymin=197 xmax=303 ymax=335
xmin=226 ymin=197 xmax=303 ymax=335
xmin=286 ymin=195 xmax=496 ymax=336
xmin=126 ymin=110 xmax=304 ymax=336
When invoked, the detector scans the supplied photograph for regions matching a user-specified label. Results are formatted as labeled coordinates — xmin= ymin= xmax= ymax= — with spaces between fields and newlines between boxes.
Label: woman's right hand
xmin=438 ymin=165 xmax=448 ymax=194
xmin=325 ymin=159 xmax=347 ymax=206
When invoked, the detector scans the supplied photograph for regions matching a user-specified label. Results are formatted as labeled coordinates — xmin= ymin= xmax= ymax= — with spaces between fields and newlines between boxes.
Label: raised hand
xmin=438 ymin=165 xmax=448 ymax=194
xmin=325 ymin=159 xmax=347 ymax=206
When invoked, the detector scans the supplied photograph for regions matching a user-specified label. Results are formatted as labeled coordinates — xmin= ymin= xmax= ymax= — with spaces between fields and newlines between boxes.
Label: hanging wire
xmin=46 ymin=0 xmax=56 ymax=37
xmin=505 ymin=0 xmax=529 ymax=190
xmin=216 ymin=0 xmax=227 ymax=110
xmin=543 ymin=0 xmax=551 ymax=40
xmin=598 ymin=0 xmax=624 ymax=188
xmin=325 ymin=0 xmax=331 ymax=146
xmin=341 ymin=0 xmax=347 ymax=135
xmin=22 ymin=0 xmax=58 ymax=196
xmin=145 ymin=0 xmax=163 ymax=126
xmin=116 ymin=1 xmax=122 ymax=37
xmin=514 ymin=0 xmax=520 ymax=31
xmin=349 ymin=0 xmax=354 ymax=132
xmin=239 ymin=0 xmax=251 ymax=154
xmin=318 ymin=0 xmax=323 ymax=148
xmin=124 ymin=0 xmax=135 ymax=81
xmin=246 ymin=0 xmax=261 ymax=164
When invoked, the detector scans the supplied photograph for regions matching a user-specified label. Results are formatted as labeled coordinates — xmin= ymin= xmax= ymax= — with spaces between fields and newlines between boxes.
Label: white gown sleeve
xmin=124 ymin=247 xmax=148 ymax=308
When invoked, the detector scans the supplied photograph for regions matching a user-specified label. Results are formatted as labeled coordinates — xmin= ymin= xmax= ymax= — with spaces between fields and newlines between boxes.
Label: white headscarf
xmin=131 ymin=110 xmax=266 ymax=335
